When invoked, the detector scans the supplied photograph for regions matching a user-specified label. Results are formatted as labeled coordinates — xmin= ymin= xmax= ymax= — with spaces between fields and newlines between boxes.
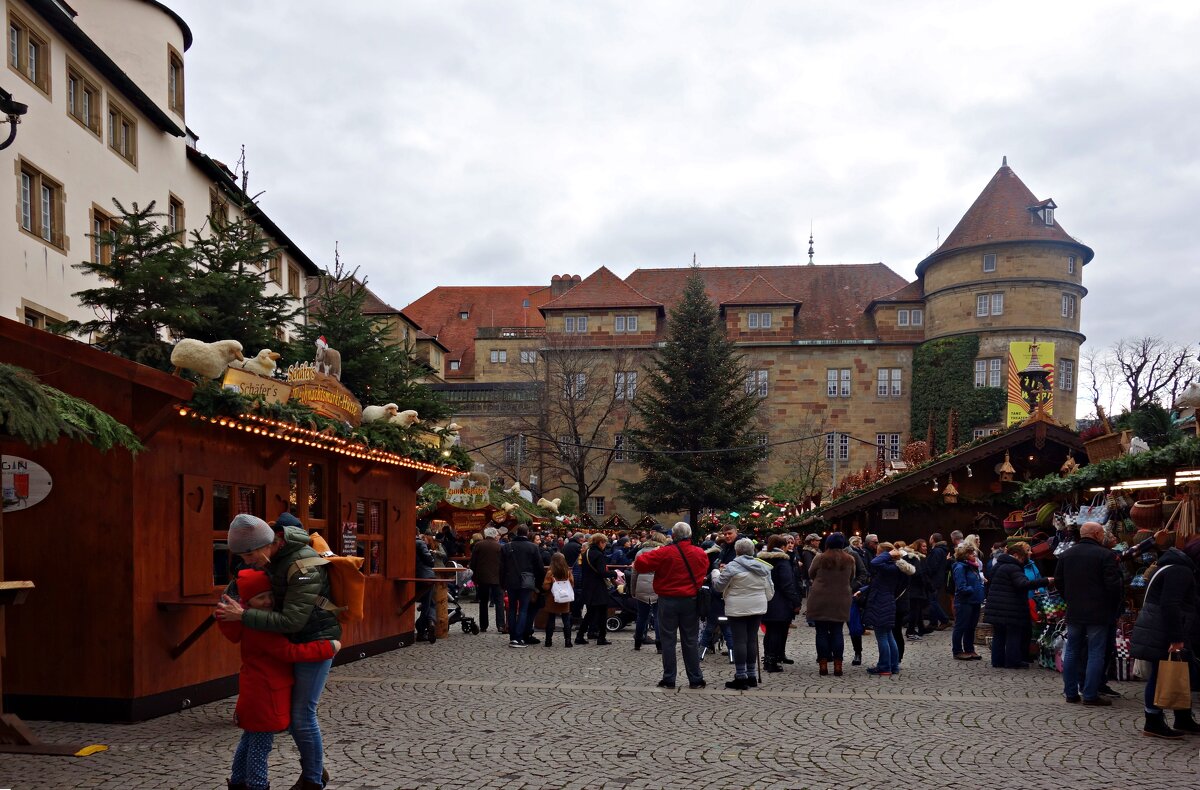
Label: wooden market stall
xmin=0 ymin=318 xmax=454 ymax=722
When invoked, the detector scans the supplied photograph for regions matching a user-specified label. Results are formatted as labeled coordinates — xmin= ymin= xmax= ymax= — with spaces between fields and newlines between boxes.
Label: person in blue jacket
xmin=951 ymin=543 xmax=986 ymax=660
xmin=863 ymin=543 xmax=915 ymax=677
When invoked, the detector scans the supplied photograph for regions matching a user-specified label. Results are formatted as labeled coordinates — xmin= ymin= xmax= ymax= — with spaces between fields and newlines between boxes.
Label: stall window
xmin=288 ymin=459 xmax=328 ymax=534
xmin=211 ymin=481 xmax=264 ymax=588
xmin=355 ymin=498 xmax=386 ymax=576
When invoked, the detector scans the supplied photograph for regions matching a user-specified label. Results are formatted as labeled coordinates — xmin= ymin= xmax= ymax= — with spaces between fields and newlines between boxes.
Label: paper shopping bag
xmin=1153 ymin=654 xmax=1191 ymax=710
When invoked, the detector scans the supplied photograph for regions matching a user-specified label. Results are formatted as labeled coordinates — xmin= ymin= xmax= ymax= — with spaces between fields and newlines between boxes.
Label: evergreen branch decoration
xmin=0 ymin=364 xmax=141 ymax=453
xmin=1015 ymin=437 xmax=1200 ymax=503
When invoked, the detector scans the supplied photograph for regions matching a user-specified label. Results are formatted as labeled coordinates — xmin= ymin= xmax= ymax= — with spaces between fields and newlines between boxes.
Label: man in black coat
xmin=469 ymin=527 xmax=506 ymax=634
xmin=1054 ymin=522 xmax=1123 ymax=705
xmin=984 ymin=543 xmax=1048 ymax=668
xmin=500 ymin=525 xmax=546 ymax=648
xmin=562 ymin=532 xmax=586 ymax=621
xmin=924 ymin=534 xmax=952 ymax=630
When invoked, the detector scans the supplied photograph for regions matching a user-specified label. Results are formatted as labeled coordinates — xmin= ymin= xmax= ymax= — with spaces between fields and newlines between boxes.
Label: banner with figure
xmin=1006 ymin=341 xmax=1055 ymax=425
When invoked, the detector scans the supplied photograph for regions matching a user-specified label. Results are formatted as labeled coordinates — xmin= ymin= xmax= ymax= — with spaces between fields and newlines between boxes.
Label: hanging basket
xmin=1084 ymin=430 xmax=1131 ymax=463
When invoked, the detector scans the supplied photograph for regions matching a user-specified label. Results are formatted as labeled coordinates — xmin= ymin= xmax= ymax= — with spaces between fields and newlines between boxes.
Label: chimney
xmin=551 ymin=273 xmax=581 ymax=299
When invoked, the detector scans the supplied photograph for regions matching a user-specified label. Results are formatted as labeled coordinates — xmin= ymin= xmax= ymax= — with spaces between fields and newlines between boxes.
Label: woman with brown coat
xmin=541 ymin=552 xmax=575 ymax=647
xmin=806 ymin=532 xmax=857 ymax=676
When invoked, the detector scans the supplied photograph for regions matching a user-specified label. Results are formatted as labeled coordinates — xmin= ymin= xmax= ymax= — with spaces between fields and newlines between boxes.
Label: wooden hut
xmin=0 ymin=318 xmax=453 ymax=722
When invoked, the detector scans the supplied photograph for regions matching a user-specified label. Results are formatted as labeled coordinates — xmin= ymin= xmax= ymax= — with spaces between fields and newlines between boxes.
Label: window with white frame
xmin=564 ymin=316 xmax=588 ymax=333
xmin=66 ymin=61 xmax=101 ymax=135
xmin=745 ymin=369 xmax=768 ymax=397
xmin=877 ymin=368 xmax=902 ymax=397
xmin=983 ymin=253 xmax=997 ymax=273
xmin=877 ymin=433 xmax=901 ymax=460
xmin=839 ymin=433 xmax=849 ymax=462
xmin=459 ymin=311 xmax=469 ymax=320
xmin=614 ymin=315 xmax=638 ymax=333
xmin=18 ymin=160 xmax=65 ymax=248
xmin=449 ymin=360 xmax=460 ymax=371
xmin=1059 ymin=359 xmax=1074 ymax=391
xmin=563 ymin=373 xmax=587 ymax=400
xmin=586 ymin=497 xmax=605 ymax=517
xmin=825 ymin=433 xmax=835 ymax=460
xmin=1068 ymin=256 xmax=1076 ymax=275
xmin=520 ymin=350 xmax=537 ymax=364
xmin=898 ymin=309 xmax=909 ymax=327
xmin=826 ymin=369 xmax=839 ymax=397
xmin=748 ymin=311 xmax=772 ymax=329
xmin=504 ymin=434 xmax=527 ymax=464
xmin=976 ymin=293 xmax=1004 ymax=317
xmin=974 ymin=358 xmax=1003 ymax=388
xmin=1061 ymin=293 xmax=1076 ymax=319
xmin=614 ymin=433 xmax=626 ymax=462
xmin=756 ymin=432 xmax=769 ymax=448
xmin=615 ymin=370 xmax=637 ymax=400
xmin=8 ymin=11 xmax=49 ymax=95
xmin=489 ymin=349 xmax=507 ymax=364
xmin=828 ymin=369 xmax=851 ymax=397
xmin=107 ymin=99 xmax=138 ymax=165
xmin=973 ymin=428 xmax=987 ymax=440
xmin=911 ymin=308 xmax=923 ymax=326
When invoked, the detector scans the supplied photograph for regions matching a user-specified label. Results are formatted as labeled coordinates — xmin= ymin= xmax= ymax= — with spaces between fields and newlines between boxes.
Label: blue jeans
xmin=635 ymin=599 xmax=658 ymax=644
xmin=728 ymin=615 xmax=761 ymax=679
xmin=927 ymin=596 xmax=950 ymax=625
xmin=814 ymin=621 xmax=844 ymax=661
xmin=658 ymin=595 xmax=703 ymax=685
xmin=952 ymin=601 xmax=981 ymax=655
xmin=506 ymin=588 xmax=532 ymax=640
xmin=700 ymin=596 xmax=734 ymax=650
xmin=875 ymin=628 xmax=899 ymax=672
xmin=291 ymin=658 xmax=332 ymax=784
xmin=230 ymin=731 xmax=274 ymax=790
xmin=1062 ymin=621 xmax=1108 ymax=701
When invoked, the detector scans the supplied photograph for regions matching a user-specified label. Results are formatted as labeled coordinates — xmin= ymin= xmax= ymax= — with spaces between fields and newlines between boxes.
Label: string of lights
xmin=463 ymin=430 xmax=885 ymax=456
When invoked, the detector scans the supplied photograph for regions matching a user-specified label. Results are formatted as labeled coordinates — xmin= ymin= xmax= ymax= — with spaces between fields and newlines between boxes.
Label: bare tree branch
xmin=1112 ymin=336 xmax=1198 ymax=411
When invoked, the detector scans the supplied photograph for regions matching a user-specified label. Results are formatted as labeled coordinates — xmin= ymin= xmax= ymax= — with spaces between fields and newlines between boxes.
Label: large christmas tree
xmin=620 ymin=266 xmax=767 ymax=525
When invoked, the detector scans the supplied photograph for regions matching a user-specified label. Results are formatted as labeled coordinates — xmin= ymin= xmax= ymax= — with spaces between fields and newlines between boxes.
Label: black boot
xmin=764 ymin=658 xmax=782 ymax=673
xmin=1173 ymin=710 xmax=1200 ymax=734
xmin=574 ymin=633 xmax=588 ymax=645
xmin=724 ymin=677 xmax=749 ymax=690
xmin=1143 ymin=711 xmax=1184 ymax=739
xmin=633 ymin=635 xmax=643 ymax=651
xmin=544 ymin=631 xmax=553 ymax=647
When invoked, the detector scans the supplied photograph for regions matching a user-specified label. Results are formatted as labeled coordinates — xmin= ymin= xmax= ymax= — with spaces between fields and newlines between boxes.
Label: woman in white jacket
xmin=711 ymin=538 xmax=775 ymax=690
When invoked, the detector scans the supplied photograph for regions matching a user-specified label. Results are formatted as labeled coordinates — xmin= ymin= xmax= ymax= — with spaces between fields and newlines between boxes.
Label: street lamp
xmin=0 ymin=86 xmax=29 ymax=150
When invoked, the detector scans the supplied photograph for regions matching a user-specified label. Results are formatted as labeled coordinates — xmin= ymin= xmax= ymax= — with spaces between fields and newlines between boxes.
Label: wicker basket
xmin=975 ymin=622 xmax=994 ymax=647
xmin=1084 ymin=430 xmax=1131 ymax=463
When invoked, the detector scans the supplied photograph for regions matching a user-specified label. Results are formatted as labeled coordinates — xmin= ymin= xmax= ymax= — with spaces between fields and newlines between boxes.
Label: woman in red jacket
xmin=219 ymin=569 xmax=340 ymax=790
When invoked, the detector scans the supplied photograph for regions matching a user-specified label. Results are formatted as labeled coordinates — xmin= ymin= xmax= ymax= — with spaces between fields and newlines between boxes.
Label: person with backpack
xmin=951 ymin=543 xmax=986 ymax=660
xmin=541 ymin=552 xmax=575 ymax=647
xmin=218 ymin=568 xmax=340 ymax=790
xmin=215 ymin=513 xmax=341 ymax=790
xmin=500 ymin=524 xmax=546 ymax=648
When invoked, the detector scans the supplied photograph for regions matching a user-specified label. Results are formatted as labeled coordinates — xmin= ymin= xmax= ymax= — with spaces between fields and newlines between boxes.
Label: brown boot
xmin=833 ymin=660 xmax=843 ymax=677
xmin=818 ymin=660 xmax=829 ymax=676
xmin=287 ymin=767 xmax=329 ymax=790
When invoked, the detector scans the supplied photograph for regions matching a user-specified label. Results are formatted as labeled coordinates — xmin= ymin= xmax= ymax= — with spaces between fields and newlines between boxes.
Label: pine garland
xmin=1015 ymin=437 xmax=1200 ymax=503
xmin=0 ymin=364 xmax=142 ymax=453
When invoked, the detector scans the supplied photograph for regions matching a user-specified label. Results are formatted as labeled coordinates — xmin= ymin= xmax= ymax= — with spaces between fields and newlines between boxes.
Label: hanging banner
xmin=2 ymin=455 xmax=53 ymax=513
xmin=1006 ymin=341 xmax=1055 ymax=425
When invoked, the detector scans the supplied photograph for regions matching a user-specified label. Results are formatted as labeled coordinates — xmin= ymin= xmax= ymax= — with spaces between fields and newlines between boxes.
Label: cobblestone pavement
xmin=3 ymin=624 xmax=1198 ymax=789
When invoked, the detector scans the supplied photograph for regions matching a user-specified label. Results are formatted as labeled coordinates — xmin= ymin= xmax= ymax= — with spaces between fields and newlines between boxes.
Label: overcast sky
xmin=170 ymin=0 xmax=1200 ymax=357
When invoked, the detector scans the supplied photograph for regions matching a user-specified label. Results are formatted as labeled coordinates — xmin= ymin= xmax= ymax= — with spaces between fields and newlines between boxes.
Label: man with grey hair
xmin=469 ymin=526 xmax=505 ymax=634
xmin=1055 ymin=521 xmax=1123 ymax=705
xmin=634 ymin=521 xmax=710 ymax=689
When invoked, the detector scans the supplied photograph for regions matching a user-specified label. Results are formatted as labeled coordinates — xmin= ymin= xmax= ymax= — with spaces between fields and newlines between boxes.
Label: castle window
xmin=614 ymin=315 xmax=638 ymax=333
xmin=983 ymin=253 xmax=997 ymax=273
xmin=1061 ymin=294 xmax=1076 ymax=319
xmin=911 ymin=308 xmax=923 ymax=326
xmin=1068 ymin=256 xmax=1076 ymax=275
xmin=459 ymin=311 xmax=469 ymax=320
xmin=745 ymin=369 xmax=768 ymax=397
xmin=974 ymin=358 xmax=1003 ymax=388
xmin=614 ymin=433 xmax=626 ymax=462
xmin=877 ymin=368 xmax=902 ymax=398
xmin=1043 ymin=207 xmax=1054 ymax=225
xmin=877 ymin=433 xmax=901 ymax=460
xmin=748 ymin=311 xmax=771 ymax=329
xmin=8 ymin=11 xmax=49 ymax=96
xmin=520 ymin=350 xmax=537 ymax=364
xmin=615 ymin=370 xmax=637 ymax=400
xmin=449 ymin=360 xmax=460 ymax=370
xmin=489 ymin=349 xmax=507 ymax=364
xmin=897 ymin=309 xmax=909 ymax=327
xmin=976 ymin=293 xmax=1003 ymax=317
xmin=564 ymin=316 xmax=588 ymax=333
xmin=1059 ymin=359 xmax=1075 ymax=391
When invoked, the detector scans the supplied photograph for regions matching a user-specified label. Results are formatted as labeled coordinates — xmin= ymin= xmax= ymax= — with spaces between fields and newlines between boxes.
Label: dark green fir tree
xmin=620 ymin=266 xmax=767 ymax=525
xmin=184 ymin=213 xmax=301 ymax=352
xmin=66 ymin=200 xmax=198 ymax=370
xmin=291 ymin=250 xmax=448 ymax=420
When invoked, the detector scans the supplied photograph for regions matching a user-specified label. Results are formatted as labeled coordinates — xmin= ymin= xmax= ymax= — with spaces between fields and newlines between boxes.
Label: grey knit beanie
xmin=228 ymin=514 xmax=275 ymax=553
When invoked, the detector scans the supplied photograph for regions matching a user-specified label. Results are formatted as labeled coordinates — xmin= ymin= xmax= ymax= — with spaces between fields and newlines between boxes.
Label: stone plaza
xmin=3 ymin=625 xmax=1197 ymax=790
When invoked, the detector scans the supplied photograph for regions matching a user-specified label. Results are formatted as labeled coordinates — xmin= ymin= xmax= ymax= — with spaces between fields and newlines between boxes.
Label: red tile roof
xmin=539 ymin=266 xmax=662 ymax=311
xmin=869 ymin=280 xmax=925 ymax=306
xmin=402 ymin=285 xmax=551 ymax=378
xmin=625 ymin=264 xmax=910 ymax=341
xmin=721 ymin=275 xmax=801 ymax=307
xmin=918 ymin=163 xmax=1093 ymax=275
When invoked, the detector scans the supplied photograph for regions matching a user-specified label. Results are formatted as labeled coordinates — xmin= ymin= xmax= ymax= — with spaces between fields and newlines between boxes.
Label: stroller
xmin=605 ymin=583 xmax=639 ymax=632
xmin=446 ymin=562 xmax=479 ymax=635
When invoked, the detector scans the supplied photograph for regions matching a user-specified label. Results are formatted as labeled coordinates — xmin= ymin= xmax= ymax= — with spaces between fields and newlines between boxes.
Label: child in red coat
xmin=218 ymin=569 xmax=340 ymax=790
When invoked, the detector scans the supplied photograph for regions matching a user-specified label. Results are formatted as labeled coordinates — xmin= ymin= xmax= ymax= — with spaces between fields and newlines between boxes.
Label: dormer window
xmin=459 ymin=311 xmax=469 ymax=320
xmin=1043 ymin=207 xmax=1054 ymax=225
xmin=1029 ymin=199 xmax=1057 ymax=226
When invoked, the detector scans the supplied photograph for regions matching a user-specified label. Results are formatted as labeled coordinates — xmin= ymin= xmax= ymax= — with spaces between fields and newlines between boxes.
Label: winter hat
xmin=805 ymin=533 xmax=821 ymax=543
xmin=275 ymin=511 xmax=303 ymax=529
xmin=228 ymin=514 xmax=275 ymax=553
xmin=236 ymin=568 xmax=272 ymax=602
xmin=825 ymin=532 xmax=847 ymax=550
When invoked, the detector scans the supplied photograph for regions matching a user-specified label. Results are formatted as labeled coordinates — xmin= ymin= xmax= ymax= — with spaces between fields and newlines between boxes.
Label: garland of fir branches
xmin=1014 ymin=437 xmax=1200 ymax=504
xmin=0 ymin=363 xmax=142 ymax=453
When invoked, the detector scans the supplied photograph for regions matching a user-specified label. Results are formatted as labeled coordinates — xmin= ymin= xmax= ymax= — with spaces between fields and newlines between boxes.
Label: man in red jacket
xmin=634 ymin=522 xmax=710 ymax=689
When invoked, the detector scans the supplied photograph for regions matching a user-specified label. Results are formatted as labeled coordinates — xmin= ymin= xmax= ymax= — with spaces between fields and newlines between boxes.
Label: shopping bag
xmin=1152 ymin=654 xmax=1191 ymax=710
xmin=848 ymin=600 xmax=864 ymax=637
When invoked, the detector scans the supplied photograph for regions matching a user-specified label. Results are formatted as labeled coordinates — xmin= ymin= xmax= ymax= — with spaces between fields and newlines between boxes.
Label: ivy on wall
xmin=910 ymin=335 xmax=1007 ymax=451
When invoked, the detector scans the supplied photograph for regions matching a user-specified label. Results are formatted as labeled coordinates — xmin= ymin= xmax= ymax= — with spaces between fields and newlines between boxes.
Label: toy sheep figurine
xmin=170 ymin=338 xmax=244 ymax=379
xmin=536 ymin=497 xmax=562 ymax=514
xmin=315 ymin=336 xmax=342 ymax=380
xmin=389 ymin=409 xmax=419 ymax=428
xmin=501 ymin=503 xmax=520 ymax=514
xmin=506 ymin=481 xmax=521 ymax=495
xmin=236 ymin=348 xmax=281 ymax=377
xmin=362 ymin=403 xmax=399 ymax=423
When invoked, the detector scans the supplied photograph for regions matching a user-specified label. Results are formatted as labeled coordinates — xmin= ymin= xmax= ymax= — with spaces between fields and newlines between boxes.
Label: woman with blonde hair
xmin=951 ymin=542 xmax=986 ymax=659
xmin=577 ymin=533 xmax=613 ymax=645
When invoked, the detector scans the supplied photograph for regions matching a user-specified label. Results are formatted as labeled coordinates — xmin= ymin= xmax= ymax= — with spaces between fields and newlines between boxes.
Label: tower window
xmin=1068 ymin=256 xmax=1076 ymax=275
xmin=982 ymin=253 xmax=996 ymax=273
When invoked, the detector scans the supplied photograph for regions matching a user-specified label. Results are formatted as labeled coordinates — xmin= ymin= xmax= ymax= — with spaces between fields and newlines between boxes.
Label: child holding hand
xmin=218 ymin=568 xmax=340 ymax=790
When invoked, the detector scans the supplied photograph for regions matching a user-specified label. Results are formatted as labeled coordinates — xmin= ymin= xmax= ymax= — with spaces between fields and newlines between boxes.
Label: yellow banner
xmin=1006 ymin=341 xmax=1055 ymax=425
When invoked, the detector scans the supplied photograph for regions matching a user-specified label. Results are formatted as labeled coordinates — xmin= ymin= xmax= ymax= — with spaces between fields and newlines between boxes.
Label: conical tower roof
xmin=916 ymin=160 xmax=1093 ymax=276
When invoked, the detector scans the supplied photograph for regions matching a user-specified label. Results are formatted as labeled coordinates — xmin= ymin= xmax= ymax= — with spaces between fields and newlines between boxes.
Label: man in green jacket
xmin=216 ymin=513 xmax=340 ymax=790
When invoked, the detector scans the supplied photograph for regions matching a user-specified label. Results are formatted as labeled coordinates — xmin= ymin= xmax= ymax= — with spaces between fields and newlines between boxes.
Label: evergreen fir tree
xmin=291 ymin=252 xmax=448 ymax=419
xmin=184 ymin=213 xmax=301 ymax=352
xmin=620 ymin=267 xmax=767 ymax=525
xmin=66 ymin=200 xmax=198 ymax=370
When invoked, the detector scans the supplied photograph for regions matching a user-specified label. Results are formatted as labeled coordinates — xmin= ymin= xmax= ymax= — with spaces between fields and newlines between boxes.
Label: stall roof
xmin=806 ymin=417 xmax=1084 ymax=523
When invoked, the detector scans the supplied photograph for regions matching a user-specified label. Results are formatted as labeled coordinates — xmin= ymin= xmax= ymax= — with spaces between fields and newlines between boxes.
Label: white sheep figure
xmin=236 ymin=348 xmax=281 ymax=377
xmin=506 ymin=481 xmax=521 ymax=495
xmin=536 ymin=497 xmax=562 ymax=514
xmin=1176 ymin=382 xmax=1200 ymax=409
xmin=171 ymin=338 xmax=244 ymax=379
xmin=315 ymin=336 xmax=342 ymax=380
xmin=362 ymin=403 xmax=399 ymax=424
xmin=501 ymin=502 xmax=520 ymax=514
xmin=389 ymin=409 xmax=419 ymax=428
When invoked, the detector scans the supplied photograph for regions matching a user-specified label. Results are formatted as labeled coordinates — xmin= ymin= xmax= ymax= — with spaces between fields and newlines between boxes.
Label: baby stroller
xmin=605 ymin=584 xmax=639 ymax=632
xmin=447 ymin=562 xmax=480 ymax=635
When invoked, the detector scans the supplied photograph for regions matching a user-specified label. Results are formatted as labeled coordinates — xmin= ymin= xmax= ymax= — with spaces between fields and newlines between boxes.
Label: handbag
xmin=848 ymin=599 xmax=865 ymax=637
xmin=675 ymin=543 xmax=709 ymax=620
xmin=551 ymin=578 xmax=575 ymax=603
xmin=1075 ymin=494 xmax=1108 ymax=527
xmin=519 ymin=571 xmax=536 ymax=590
xmin=1153 ymin=653 xmax=1192 ymax=710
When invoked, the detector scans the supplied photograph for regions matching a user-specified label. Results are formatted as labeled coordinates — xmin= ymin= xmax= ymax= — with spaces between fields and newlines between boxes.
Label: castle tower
xmin=916 ymin=159 xmax=1093 ymax=426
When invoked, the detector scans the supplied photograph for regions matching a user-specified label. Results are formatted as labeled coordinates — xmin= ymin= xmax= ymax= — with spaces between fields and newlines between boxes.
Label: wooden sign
xmin=285 ymin=363 xmax=363 ymax=426
xmin=445 ymin=470 xmax=490 ymax=509
xmin=222 ymin=366 xmax=293 ymax=404
xmin=2 ymin=455 xmax=53 ymax=513
xmin=881 ymin=508 xmax=899 ymax=520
